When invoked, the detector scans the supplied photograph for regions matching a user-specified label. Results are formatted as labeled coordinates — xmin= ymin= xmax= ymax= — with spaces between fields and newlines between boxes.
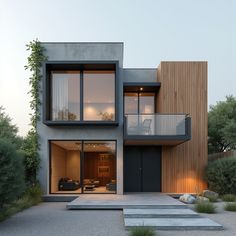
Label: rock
xmin=202 ymin=190 xmax=219 ymax=199
xmin=179 ymin=194 xmax=196 ymax=204
xmin=197 ymin=196 xmax=210 ymax=202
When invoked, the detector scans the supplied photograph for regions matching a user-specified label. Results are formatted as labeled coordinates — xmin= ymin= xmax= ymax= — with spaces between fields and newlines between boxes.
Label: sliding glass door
xmin=124 ymin=92 xmax=156 ymax=135
xmin=83 ymin=141 xmax=116 ymax=193
xmin=50 ymin=140 xmax=116 ymax=194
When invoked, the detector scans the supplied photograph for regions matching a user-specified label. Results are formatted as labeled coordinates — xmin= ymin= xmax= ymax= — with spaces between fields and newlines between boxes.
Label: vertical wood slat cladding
xmin=157 ymin=62 xmax=208 ymax=193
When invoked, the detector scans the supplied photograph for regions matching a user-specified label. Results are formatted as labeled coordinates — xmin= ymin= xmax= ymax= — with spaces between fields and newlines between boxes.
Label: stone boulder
xmin=179 ymin=194 xmax=196 ymax=204
xmin=196 ymin=196 xmax=210 ymax=202
xmin=202 ymin=190 xmax=219 ymax=199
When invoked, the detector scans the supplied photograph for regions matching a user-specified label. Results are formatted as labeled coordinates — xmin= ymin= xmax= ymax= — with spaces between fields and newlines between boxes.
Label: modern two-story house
xmin=38 ymin=42 xmax=207 ymax=197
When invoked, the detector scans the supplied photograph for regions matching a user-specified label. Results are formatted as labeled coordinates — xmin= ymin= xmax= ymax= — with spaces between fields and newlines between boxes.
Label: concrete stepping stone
xmin=124 ymin=217 xmax=223 ymax=230
xmin=123 ymin=208 xmax=200 ymax=218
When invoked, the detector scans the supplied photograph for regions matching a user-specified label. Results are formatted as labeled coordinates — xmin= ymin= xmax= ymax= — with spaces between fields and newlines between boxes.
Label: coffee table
xmin=84 ymin=185 xmax=95 ymax=191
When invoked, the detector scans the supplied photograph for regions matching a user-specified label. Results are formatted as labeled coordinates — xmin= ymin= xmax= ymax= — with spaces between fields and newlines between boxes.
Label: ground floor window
xmin=50 ymin=140 xmax=116 ymax=194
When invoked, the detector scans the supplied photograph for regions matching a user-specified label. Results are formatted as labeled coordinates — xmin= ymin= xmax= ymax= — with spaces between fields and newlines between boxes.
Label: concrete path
xmin=67 ymin=193 xmax=186 ymax=209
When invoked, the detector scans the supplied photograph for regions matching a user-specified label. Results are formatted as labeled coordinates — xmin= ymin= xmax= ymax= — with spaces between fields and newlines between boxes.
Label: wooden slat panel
xmin=157 ymin=62 xmax=208 ymax=193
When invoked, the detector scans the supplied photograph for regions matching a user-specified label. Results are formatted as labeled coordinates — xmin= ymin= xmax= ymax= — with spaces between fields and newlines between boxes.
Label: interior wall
xmin=51 ymin=144 xmax=66 ymax=193
xmin=84 ymin=152 xmax=116 ymax=186
xmin=66 ymin=151 xmax=81 ymax=182
xmin=157 ymin=62 xmax=208 ymax=193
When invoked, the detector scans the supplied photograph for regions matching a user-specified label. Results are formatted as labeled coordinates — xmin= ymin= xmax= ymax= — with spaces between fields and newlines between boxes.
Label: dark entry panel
xmin=124 ymin=147 xmax=142 ymax=192
xmin=124 ymin=146 xmax=161 ymax=192
xmin=142 ymin=147 xmax=161 ymax=191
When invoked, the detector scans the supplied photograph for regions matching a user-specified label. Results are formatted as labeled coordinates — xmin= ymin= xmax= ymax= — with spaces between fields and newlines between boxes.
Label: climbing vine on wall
xmin=25 ymin=39 xmax=47 ymax=128
xmin=24 ymin=39 xmax=47 ymax=184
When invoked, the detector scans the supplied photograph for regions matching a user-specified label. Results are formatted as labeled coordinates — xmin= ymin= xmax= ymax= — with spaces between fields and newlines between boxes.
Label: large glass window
xmin=50 ymin=141 xmax=82 ymax=194
xmin=124 ymin=92 xmax=155 ymax=114
xmin=124 ymin=93 xmax=138 ymax=114
xmin=50 ymin=140 xmax=116 ymax=194
xmin=83 ymin=141 xmax=116 ymax=193
xmin=52 ymin=71 xmax=80 ymax=121
xmin=124 ymin=92 xmax=156 ymax=135
xmin=84 ymin=71 xmax=115 ymax=121
xmin=50 ymin=70 xmax=116 ymax=122
xmin=139 ymin=93 xmax=155 ymax=114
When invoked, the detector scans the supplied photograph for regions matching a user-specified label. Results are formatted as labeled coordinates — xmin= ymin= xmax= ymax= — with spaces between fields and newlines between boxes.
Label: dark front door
xmin=124 ymin=146 xmax=161 ymax=192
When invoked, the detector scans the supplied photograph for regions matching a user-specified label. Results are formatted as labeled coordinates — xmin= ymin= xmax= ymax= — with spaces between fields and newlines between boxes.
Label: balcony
xmin=124 ymin=114 xmax=191 ymax=145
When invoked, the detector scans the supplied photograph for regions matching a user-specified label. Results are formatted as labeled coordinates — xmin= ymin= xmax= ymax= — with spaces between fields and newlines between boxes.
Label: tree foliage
xmin=208 ymin=95 xmax=236 ymax=153
xmin=0 ymin=138 xmax=25 ymax=208
xmin=0 ymin=106 xmax=23 ymax=148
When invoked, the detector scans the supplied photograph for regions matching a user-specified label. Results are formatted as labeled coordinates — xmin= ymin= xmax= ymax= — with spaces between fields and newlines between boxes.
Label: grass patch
xmin=224 ymin=203 xmax=236 ymax=212
xmin=194 ymin=201 xmax=216 ymax=214
xmin=129 ymin=226 xmax=157 ymax=236
xmin=221 ymin=194 xmax=236 ymax=202
xmin=0 ymin=185 xmax=42 ymax=222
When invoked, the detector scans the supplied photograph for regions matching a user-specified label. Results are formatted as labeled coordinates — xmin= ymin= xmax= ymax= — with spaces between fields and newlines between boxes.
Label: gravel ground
xmin=0 ymin=203 xmax=126 ymax=236
xmin=0 ymin=202 xmax=236 ymax=236
xmin=159 ymin=202 xmax=236 ymax=236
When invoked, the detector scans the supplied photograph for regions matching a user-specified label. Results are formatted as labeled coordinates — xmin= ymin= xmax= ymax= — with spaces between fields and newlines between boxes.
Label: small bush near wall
xmin=222 ymin=194 xmax=236 ymax=202
xmin=0 ymin=184 xmax=42 ymax=222
xmin=129 ymin=227 xmax=157 ymax=236
xmin=205 ymin=157 xmax=236 ymax=195
xmin=194 ymin=202 xmax=216 ymax=214
xmin=225 ymin=203 xmax=236 ymax=211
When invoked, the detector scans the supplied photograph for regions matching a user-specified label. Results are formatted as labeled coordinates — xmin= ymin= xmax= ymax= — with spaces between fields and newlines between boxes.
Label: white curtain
xmin=52 ymin=73 xmax=80 ymax=120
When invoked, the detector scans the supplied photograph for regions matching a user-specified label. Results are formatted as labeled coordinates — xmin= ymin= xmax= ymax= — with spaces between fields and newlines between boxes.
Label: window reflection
xmin=84 ymin=71 xmax=115 ymax=121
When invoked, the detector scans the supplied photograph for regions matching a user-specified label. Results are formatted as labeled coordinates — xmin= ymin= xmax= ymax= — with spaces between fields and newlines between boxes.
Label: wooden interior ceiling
xmin=51 ymin=141 xmax=115 ymax=152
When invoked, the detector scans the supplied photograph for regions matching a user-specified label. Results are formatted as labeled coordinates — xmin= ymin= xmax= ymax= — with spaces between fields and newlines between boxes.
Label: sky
xmin=0 ymin=0 xmax=235 ymax=137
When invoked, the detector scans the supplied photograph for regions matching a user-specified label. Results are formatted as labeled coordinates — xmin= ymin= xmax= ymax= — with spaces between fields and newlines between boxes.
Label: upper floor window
xmin=52 ymin=71 xmax=80 ymax=121
xmin=84 ymin=71 xmax=115 ymax=121
xmin=45 ymin=62 xmax=118 ymax=125
xmin=124 ymin=92 xmax=155 ymax=114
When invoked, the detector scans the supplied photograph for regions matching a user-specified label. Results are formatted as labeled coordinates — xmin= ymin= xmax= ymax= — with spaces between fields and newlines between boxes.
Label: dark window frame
xmin=43 ymin=61 xmax=119 ymax=126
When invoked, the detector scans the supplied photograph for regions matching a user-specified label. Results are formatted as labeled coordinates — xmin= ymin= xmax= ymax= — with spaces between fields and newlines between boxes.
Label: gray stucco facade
xmin=37 ymin=43 xmax=130 ymax=194
xmin=38 ymin=42 xmax=159 ymax=195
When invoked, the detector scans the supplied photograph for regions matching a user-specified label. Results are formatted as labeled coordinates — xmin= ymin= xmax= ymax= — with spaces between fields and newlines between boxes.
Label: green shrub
xmin=0 ymin=138 xmax=25 ymax=209
xmin=194 ymin=201 xmax=216 ymax=214
xmin=221 ymin=194 xmax=236 ymax=202
xmin=224 ymin=203 xmax=236 ymax=211
xmin=129 ymin=227 xmax=156 ymax=236
xmin=0 ymin=185 xmax=42 ymax=222
xmin=205 ymin=157 xmax=236 ymax=195
xmin=207 ymin=195 xmax=218 ymax=202
xmin=21 ymin=130 xmax=40 ymax=185
xmin=25 ymin=184 xmax=43 ymax=205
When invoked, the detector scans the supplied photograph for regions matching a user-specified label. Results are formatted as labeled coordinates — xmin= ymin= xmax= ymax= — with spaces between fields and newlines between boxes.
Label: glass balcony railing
xmin=124 ymin=114 xmax=190 ymax=136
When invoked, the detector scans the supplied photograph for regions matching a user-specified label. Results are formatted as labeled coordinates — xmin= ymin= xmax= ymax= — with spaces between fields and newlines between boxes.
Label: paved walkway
xmin=67 ymin=193 xmax=186 ymax=209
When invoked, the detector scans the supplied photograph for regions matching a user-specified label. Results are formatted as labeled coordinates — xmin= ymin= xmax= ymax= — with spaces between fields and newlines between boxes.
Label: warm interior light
xmin=140 ymin=87 xmax=143 ymax=91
